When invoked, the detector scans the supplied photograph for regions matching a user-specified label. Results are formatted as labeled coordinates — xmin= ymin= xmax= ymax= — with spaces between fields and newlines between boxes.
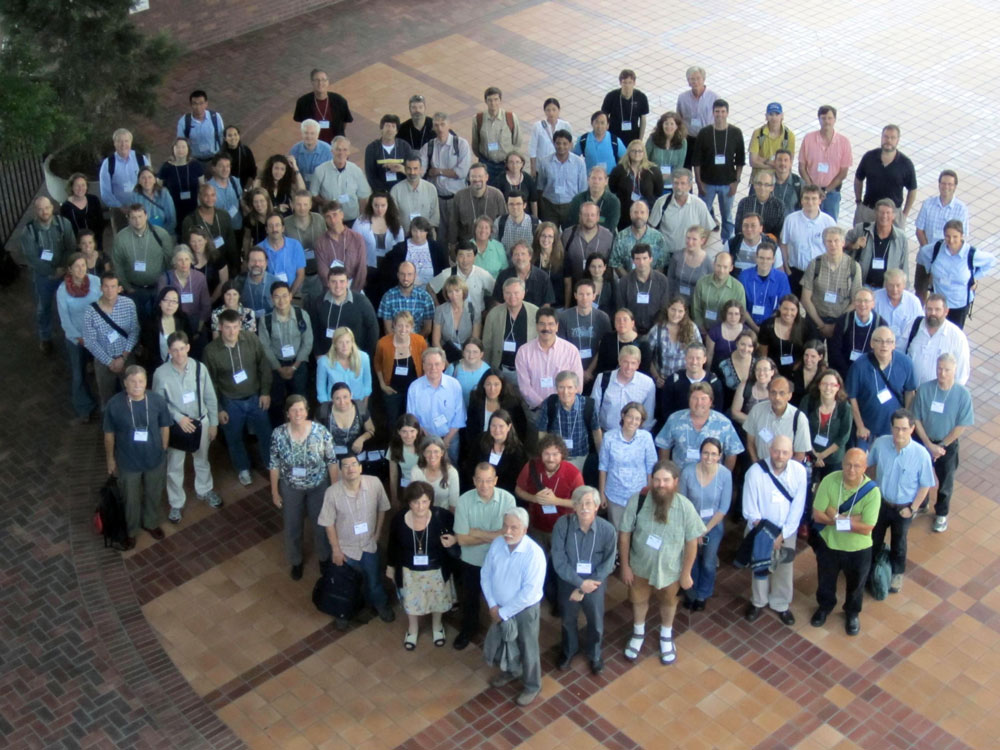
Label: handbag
xmin=168 ymin=361 xmax=204 ymax=452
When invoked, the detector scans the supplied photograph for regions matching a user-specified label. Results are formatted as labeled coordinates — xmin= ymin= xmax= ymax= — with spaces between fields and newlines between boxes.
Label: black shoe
xmin=845 ymin=613 xmax=860 ymax=636
xmin=290 ymin=564 xmax=303 ymax=581
xmin=556 ymin=653 xmax=573 ymax=671
xmin=142 ymin=526 xmax=165 ymax=541
xmin=744 ymin=604 xmax=761 ymax=622
xmin=810 ymin=609 xmax=829 ymax=627
xmin=692 ymin=600 xmax=706 ymax=612
xmin=590 ymin=658 xmax=605 ymax=675
xmin=681 ymin=598 xmax=694 ymax=610
xmin=778 ymin=609 xmax=796 ymax=626
xmin=377 ymin=604 xmax=396 ymax=623
xmin=453 ymin=633 xmax=471 ymax=650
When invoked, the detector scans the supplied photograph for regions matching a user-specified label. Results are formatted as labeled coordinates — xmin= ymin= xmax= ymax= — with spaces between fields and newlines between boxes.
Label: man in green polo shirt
xmin=810 ymin=448 xmax=880 ymax=636
xmin=691 ymin=251 xmax=745 ymax=332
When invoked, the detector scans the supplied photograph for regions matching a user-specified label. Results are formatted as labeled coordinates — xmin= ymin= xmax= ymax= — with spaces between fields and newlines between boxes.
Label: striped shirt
xmin=914 ymin=195 xmax=969 ymax=242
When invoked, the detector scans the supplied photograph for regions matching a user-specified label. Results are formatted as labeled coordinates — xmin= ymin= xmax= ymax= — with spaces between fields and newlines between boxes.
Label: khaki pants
xmin=165 ymin=424 xmax=214 ymax=509
xmin=750 ymin=533 xmax=796 ymax=612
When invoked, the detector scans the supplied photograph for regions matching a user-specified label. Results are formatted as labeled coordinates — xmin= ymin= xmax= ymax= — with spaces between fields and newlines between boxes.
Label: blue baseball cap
xmin=766 ymin=102 xmax=783 ymax=114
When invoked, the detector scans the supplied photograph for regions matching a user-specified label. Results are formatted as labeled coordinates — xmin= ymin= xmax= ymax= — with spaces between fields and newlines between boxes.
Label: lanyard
xmin=411 ymin=524 xmax=428 ymax=554
xmin=619 ymin=95 xmax=634 ymax=127
xmin=574 ymin=523 xmax=598 ymax=565
xmin=173 ymin=162 xmax=192 ymax=192
xmin=226 ymin=342 xmax=244 ymax=374
xmin=712 ymin=127 xmax=729 ymax=158
xmin=129 ymin=231 xmax=149 ymax=267
xmin=558 ymin=400 xmax=580 ymax=439
xmin=343 ymin=483 xmax=367 ymax=527
xmin=505 ymin=311 xmax=519 ymax=342
xmin=752 ymin=274 xmax=772 ymax=306
xmin=575 ymin=309 xmax=592 ymax=349
xmin=851 ymin=314 xmax=874 ymax=353
xmin=326 ymin=299 xmax=345 ymax=331
xmin=127 ymin=397 xmax=149 ymax=431
xmin=247 ymin=281 xmax=265 ymax=311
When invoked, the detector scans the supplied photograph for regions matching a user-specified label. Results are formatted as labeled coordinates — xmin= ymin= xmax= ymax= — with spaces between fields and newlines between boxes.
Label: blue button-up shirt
xmin=259 ymin=237 xmax=306 ymax=285
xmin=99 ymin=151 xmax=143 ymax=208
xmin=536 ymin=152 xmax=587 ymax=204
xmin=481 ymin=535 xmax=546 ymax=621
xmin=869 ymin=436 xmax=934 ymax=505
xmin=406 ymin=375 xmax=467 ymax=437
xmin=210 ymin=177 xmax=243 ymax=230
xmin=598 ymin=428 xmax=658 ymax=506
xmin=289 ymin=140 xmax=333 ymax=187
xmin=176 ymin=111 xmax=224 ymax=159
xmin=917 ymin=241 xmax=995 ymax=310
xmin=655 ymin=409 xmax=745 ymax=469
xmin=739 ymin=267 xmax=792 ymax=325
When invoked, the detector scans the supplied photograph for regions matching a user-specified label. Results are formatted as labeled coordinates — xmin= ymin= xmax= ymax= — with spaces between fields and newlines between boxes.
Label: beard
xmin=651 ymin=488 xmax=675 ymax=524
xmin=926 ymin=314 xmax=943 ymax=328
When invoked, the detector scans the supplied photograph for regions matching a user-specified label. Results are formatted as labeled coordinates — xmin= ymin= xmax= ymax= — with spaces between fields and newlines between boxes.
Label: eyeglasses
xmin=753 ymin=181 xmax=774 ymax=187
xmin=871 ymin=338 xmax=894 ymax=344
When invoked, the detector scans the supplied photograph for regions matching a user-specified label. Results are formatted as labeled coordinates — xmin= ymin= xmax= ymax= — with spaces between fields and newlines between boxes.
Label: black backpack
xmin=578 ymin=131 xmax=622 ymax=162
xmin=313 ymin=560 xmax=364 ymax=620
xmin=263 ymin=306 xmax=308 ymax=337
xmin=106 ymin=151 xmax=145 ymax=177
xmin=930 ymin=240 xmax=977 ymax=307
xmin=93 ymin=476 xmax=129 ymax=549
xmin=183 ymin=110 xmax=223 ymax=150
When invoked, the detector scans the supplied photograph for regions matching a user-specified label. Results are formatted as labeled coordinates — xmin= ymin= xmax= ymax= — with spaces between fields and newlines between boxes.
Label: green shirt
xmin=111 ymin=225 xmax=176 ymax=288
xmin=692 ymin=274 xmax=746 ymax=329
xmin=813 ymin=471 xmax=880 ymax=552
xmin=202 ymin=330 xmax=273 ymax=401
xmin=453 ymin=488 xmax=516 ymax=566
xmin=568 ymin=189 xmax=620 ymax=233
xmin=621 ymin=491 xmax=705 ymax=588
xmin=473 ymin=239 xmax=510 ymax=279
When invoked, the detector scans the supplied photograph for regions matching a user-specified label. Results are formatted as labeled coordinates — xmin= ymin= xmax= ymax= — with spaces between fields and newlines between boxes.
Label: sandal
xmin=404 ymin=631 xmax=418 ymax=650
xmin=659 ymin=635 xmax=676 ymax=665
xmin=624 ymin=634 xmax=644 ymax=661
xmin=433 ymin=626 xmax=446 ymax=647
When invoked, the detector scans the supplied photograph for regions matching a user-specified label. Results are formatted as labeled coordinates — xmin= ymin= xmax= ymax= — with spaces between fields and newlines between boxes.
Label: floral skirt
xmin=401 ymin=567 xmax=456 ymax=616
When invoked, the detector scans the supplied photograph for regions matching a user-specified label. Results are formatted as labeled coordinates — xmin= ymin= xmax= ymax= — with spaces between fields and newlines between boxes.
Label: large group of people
xmin=21 ymin=63 xmax=992 ymax=708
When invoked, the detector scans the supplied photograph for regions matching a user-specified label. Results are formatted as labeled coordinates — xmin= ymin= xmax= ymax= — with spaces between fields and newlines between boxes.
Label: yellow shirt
xmin=749 ymin=125 xmax=796 ymax=181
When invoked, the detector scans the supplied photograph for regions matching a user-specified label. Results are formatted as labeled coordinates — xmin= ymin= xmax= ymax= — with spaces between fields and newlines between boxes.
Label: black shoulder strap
xmin=150 ymin=227 xmax=165 ymax=249
xmin=905 ymin=316 xmax=924 ymax=352
xmin=90 ymin=302 xmax=129 ymax=339
xmin=547 ymin=394 xmax=559 ymax=428
xmin=194 ymin=360 xmax=203 ymax=420
xmin=211 ymin=110 xmax=222 ymax=147
xmin=184 ymin=113 xmax=192 ymax=139
xmin=636 ymin=491 xmax=647 ymax=515
xmin=529 ymin=459 xmax=545 ymax=493
xmin=930 ymin=240 xmax=943 ymax=265
xmin=757 ymin=459 xmax=793 ymax=503
xmin=295 ymin=306 xmax=307 ymax=332
xmin=838 ymin=479 xmax=877 ymax=514
xmin=264 ymin=312 xmax=274 ymax=338
xmin=867 ymin=352 xmax=904 ymax=405
xmin=498 ymin=214 xmax=508 ymax=237
xmin=596 ymin=369 xmax=613 ymax=411
xmin=610 ymin=138 xmax=620 ymax=161
xmin=583 ymin=395 xmax=595 ymax=429
xmin=579 ymin=132 xmax=589 ymax=153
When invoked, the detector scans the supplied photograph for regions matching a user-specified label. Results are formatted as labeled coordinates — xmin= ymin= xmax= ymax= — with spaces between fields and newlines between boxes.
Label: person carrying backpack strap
xmin=179 ymin=89 xmax=224 ymax=162
xmin=473 ymin=86 xmax=521 ymax=181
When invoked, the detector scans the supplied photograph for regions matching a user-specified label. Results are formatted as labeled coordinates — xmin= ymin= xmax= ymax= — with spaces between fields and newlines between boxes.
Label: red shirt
xmin=516 ymin=459 xmax=583 ymax=533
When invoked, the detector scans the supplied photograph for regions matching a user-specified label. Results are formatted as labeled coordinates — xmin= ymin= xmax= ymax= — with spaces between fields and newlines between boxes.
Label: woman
xmin=757 ymin=294 xmax=806 ymax=380
xmin=222 ymin=125 xmax=258 ymax=189
xmin=464 ymin=369 xmax=528 ymax=474
xmin=322 ymin=382 xmax=375 ymax=481
xmin=157 ymin=137 xmax=204 ymax=231
xmin=665 ymin=227 xmax=713 ymax=304
xmin=598 ymin=402 xmax=658 ymax=529
xmin=528 ymin=97 xmax=572 ymax=176
xmin=731 ymin=357 xmax=777 ymax=425
xmin=471 ymin=215 xmax=509 ymax=278
xmin=60 ymin=173 xmax=105 ymax=249
xmin=446 ymin=337 xmax=490 ymax=406
xmin=792 ymin=340 xmax=827 ymax=406
xmin=800 ymin=369 xmax=852 ymax=481
xmin=609 ymin=140 xmax=664 ymax=228
xmin=211 ymin=280 xmax=256 ymax=336
xmin=469 ymin=409 xmax=526 ymax=496
xmin=256 ymin=154 xmax=304 ymax=216
xmin=433 ymin=276 xmax=481 ymax=363
xmin=318 ymin=327 xmax=372 ymax=405
xmin=76 ymin=230 xmax=108 ymax=274
xmin=269 ymin=395 xmax=337 ymax=580
xmin=678 ymin=438 xmax=732 ymax=611
xmin=489 ymin=151 xmax=538 ymax=215
xmin=384 ymin=216 xmax=449 ymax=287
xmin=645 ymin=112 xmax=688 ymax=189
xmin=595 ymin=307 xmax=651 ymax=374
xmin=56 ymin=252 xmax=101 ymax=424
xmin=387 ymin=481 xmax=458 ymax=649
xmin=158 ymin=246 xmax=211 ymax=331
xmin=717 ymin=329 xmax=758 ymax=412
xmin=354 ymin=191 xmax=405 ymax=273
xmin=648 ymin=297 xmax=701 ymax=388
xmin=131 ymin=166 xmax=177 ymax=236
xmin=188 ymin=226 xmax=228 ymax=302
xmin=141 ymin=286 xmax=195 ymax=372
xmin=388 ymin=414 xmax=425 ymax=505
xmin=706 ymin=299 xmax=749 ymax=372
xmin=242 ymin=187 xmax=274 ymax=255
xmin=529 ymin=221 xmax=566 ymax=308
xmin=410 ymin=436 xmax=460 ymax=511
xmin=585 ymin=252 xmax=617 ymax=318
xmin=375 ymin=310 xmax=426 ymax=429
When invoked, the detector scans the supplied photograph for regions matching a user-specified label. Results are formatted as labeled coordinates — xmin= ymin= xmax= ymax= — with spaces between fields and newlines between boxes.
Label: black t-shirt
xmin=399 ymin=118 xmax=435 ymax=153
xmin=695 ymin=125 xmax=746 ymax=185
xmin=293 ymin=92 xmax=353 ymax=142
xmin=595 ymin=333 xmax=652 ymax=375
xmin=501 ymin=307 xmax=529 ymax=369
xmin=856 ymin=149 xmax=917 ymax=208
xmin=601 ymin=89 xmax=650 ymax=144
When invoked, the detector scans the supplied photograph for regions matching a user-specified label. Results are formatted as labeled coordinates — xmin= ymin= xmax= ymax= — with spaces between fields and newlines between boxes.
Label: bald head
xmin=769 ymin=435 xmax=793 ymax=472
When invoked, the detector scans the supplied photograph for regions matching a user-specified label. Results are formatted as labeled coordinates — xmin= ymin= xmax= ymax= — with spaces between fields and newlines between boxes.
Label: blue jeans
xmin=128 ymin=286 xmax=157 ymax=323
xmin=66 ymin=340 xmax=97 ymax=418
xmin=690 ymin=523 xmax=724 ymax=601
xmin=821 ymin=188 xmax=841 ymax=220
xmin=345 ymin=550 xmax=388 ymax=609
xmin=219 ymin=395 xmax=273 ymax=473
xmin=33 ymin=272 xmax=62 ymax=341
xmin=702 ymin=184 xmax=734 ymax=241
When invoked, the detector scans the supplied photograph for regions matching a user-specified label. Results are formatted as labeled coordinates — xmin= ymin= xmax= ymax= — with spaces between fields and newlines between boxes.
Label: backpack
xmin=577 ymin=131 xmax=622 ymax=162
xmin=929 ymin=240 xmax=977 ymax=307
xmin=93 ymin=476 xmax=129 ymax=549
xmin=312 ymin=560 xmax=364 ymax=619
xmin=756 ymin=125 xmax=790 ymax=153
xmin=867 ymin=548 xmax=892 ymax=601
xmin=476 ymin=111 xmax=516 ymax=140
xmin=183 ymin=110 xmax=222 ymax=150
xmin=545 ymin=395 xmax=597 ymax=447
xmin=264 ymin=306 xmax=308 ymax=337
xmin=426 ymin=130 xmax=461 ymax=170
xmin=106 ymin=151 xmax=145 ymax=178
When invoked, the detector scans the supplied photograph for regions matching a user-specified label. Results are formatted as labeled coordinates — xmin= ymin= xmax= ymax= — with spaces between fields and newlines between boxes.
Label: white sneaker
xmin=933 ymin=515 xmax=948 ymax=533
xmin=238 ymin=470 xmax=253 ymax=486
xmin=889 ymin=574 xmax=903 ymax=593
xmin=168 ymin=508 xmax=182 ymax=523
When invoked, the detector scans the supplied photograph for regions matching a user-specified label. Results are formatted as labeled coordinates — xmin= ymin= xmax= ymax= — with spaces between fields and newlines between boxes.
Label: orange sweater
xmin=374 ymin=334 xmax=426 ymax=385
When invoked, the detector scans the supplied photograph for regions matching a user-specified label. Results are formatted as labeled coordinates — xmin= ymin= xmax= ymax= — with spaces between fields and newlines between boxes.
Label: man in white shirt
xmin=420 ymin=112 xmax=472 ymax=236
xmin=311 ymin=136 xmax=372 ymax=223
xmin=429 ymin=241 xmax=495 ymax=319
xmin=874 ymin=268 xmax=923 ymax=341
xmin=779 ymin=184 xmax=836 ymax=296
xmin=591 ymin=345 xmax=656 ymax=432
xmin=904 ymin=294 xmax=970 ymax=385
xmin=649 ymin=169 xmax=714 ymax=259
xmin=390 ymin=156 xmax=441 ymax=234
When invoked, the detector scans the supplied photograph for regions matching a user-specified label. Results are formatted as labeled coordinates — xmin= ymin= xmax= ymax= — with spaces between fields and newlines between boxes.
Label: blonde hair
xmin=618 ymin=139 xmax=655 ymax=171
xmin=327 ymin=327 xmax=362 ymax=376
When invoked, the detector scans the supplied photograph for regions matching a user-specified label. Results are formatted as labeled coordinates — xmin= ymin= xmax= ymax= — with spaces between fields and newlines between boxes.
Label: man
xmin=567 ymin=165 xmax=621 ymax=233
xmin=573 ymin=111 xmax=626 ymax=175
xmin=798 ymin=105 xmax=852 ymax=220
xmin=843 ymin=199 xmax=909 ymax=290
xmin=481 ymin=508 xmax=546 ymax=706
xmin=203 ymin=309 xmax=272 ymax=486
xmin=447 ymin=163 xmax=506 ymax=248
xmin=181 ymin=184 xmax=238 ymax=273
xmin=734 ymin=171 xmax=785 ymax=238
xmin=780 ymin=185 xmax=837 ymax=295
xmin=103 ymin=365 xmax=172 ymax=549
xmin=472 ymin=87 xmax=522 ymax=181
xmin=810 ymin=448 xmax=879 ymax=635
xmin=772 ymin=149 xmax=802 ymax=216
xmin=744 ymin=377 xmax=812 ymax=463
xmin=729 ymin=213 xmax=786 ymax=275
xmin=620 ymin=460 xmax=704 ymax=663
xmin=649 ymin=169 xmax=714 ymax=259
xmin=311 ymin=137 xmax=372 ymax=224
xmin=561 ymin=201 xmax=614 ymax=290
xmin=152 ymin=331 xmax=222 ymax=524
xmin=99 ymin=128 xmax=146 ymax=231
xmin=313 ymin=200 xmax=367 ymax=293
xmin=615 ymin=244 xmax=670 ymax=335
xmin=853 ymin=125 xmax=917 ymax=228
xmin=601 ymin=69 xmax=649 ymax=143
xmin=377 ymin=261 xmax=435 ymax=336
xmin=282 ymin=191 xmax=327 ymax=304
xmin=742 ymin=436 xmax=806 ymax=625
xmin=655 ymin=383 xmax=743 ymax=470
xmin=178 ymin=90 xmax=224 ymax=164
xmin=845 ymin=327 xmax=917 ymax=446
xmin=558 ymin=280 xmax=612 ymax=382
xmin=537 ymin=371 xmax=603 ymax=473
xmin=429 ymin=240 xmax=495 ymax=319
xmin=236 ymin=248 xmax=278 ymax=319
xmin=398 ymin=94 xmax=434 ymax=152
xmin=828 ymin=288 xmax=886 ymax=377
xmin=868 ymin=410 xmax=935 ymax=592
xmin=748 ymin=102 xmax=795 ymax=183
xmin=675 ymin=66 xmax=718 ymax=160
xmin=492 ymin=242 xmax=555 ymax=308
xmin=905 ymin=294 xmax=970 ymax=386
xmin=258 ymin=281 xmax=313 ymax=419
xmin=20 ymin=196 xmax=77 ymax=352
xmin=406 ymin=348 xmax=465 ymax=462
xmin=453 ymin=463 xmax=517 ymax=649
xmin=551 ymin=486 xmax=617 ymax=674
xmin=258 ymin=213 xmax=306 ymax=296
xmin=493 ymin=191 xmax=539 ymax=255
xmin=391 ymin=155 xmax=440 ymax=234
xmin=516 ymin=307 xmax=584 ymax=414
xmin=609 ymin=201 xmax=667 ymax=276
xmin=694 ymin=99 xmax=745 ymax=242
xmin=206 ymin=154 xmax=244 ymax=233
xmin=692 ymin=252 xmax=745 ymax=332
xmin=916 ymin=220 xmax=994 ymax=329
xmin=83 ymin=272 xmax=140 ymax=408
xmin=535 ymin=130 xmax=587 ymax=227
xmin=317 ymin=452 xmax=394 ymax=627
xmin=289 ymin=119 xmax=333 ymax=190
xmin=875 ymin=268 xmax=923 ymax=342
xmin=111 ymin=204 xmax=176 ymax=321
xmin=363 ymin=114 xmax=413 ymax=194
xmin=739 ymin=241 xmax=791 ymax=329
xmin=914 ymin=170 xmax=969 ymax=297
xmin=800 ymin=227 xmax=862 ymax=339
xmin=483 ymin=278 xmax=538 ymax=374
xmin=293 ymin=68 xmax=352 ymax=142
xmin=312 ymin=266 xmax=379 ymax=357
xmin=420 ymin=112 xmax=472 ymax=236
xmin=659 ymin=343 xmax=724 ymax=420
xmin=591 ymin=345 xmax=656 ymax=432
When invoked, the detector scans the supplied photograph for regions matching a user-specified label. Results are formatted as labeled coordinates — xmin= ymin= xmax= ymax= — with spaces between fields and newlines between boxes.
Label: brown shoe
xmin=122 ymin=537 xmax=136 ymax=551
xmin=143 ymin=526 xmax=165 ymax=541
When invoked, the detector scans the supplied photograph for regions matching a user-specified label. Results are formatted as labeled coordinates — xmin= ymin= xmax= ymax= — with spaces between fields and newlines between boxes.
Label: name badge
xmin=433 ymin=414 xmax=448 ymax=428
xmin=621 ymin=121 xmax=633 ymax=132
xmin=292 ymin=467 xmax=307 ymax=478
xmin=876 ymin=388 xmax=892 ymax=404
xmin=817 ymin=162 xmax=830 ymax=174
xmin=133 ymin=430 xmax=148 ymax=442
xmin=871 ymin=258 xmax=886 ymax=270
xmin=409 ymin=213 xmax=421 ymax=221
xmin=752 ymin=304 xmax=765 ymax=317
xmin=849 ymin=350 xmax=862 ymax=361
xmin=326 ymin=327 xmax=335 ymax=338
xmin=714 ymin=154 xmax=726 ymax=166
xmin=542 ymin=505 xmax=557 ymax=514
xmin=700 ymin=508 xmax=714 ymax=519
xmin=704 ymin=309 xmax=718 ymax=321
xmin=758 ymin=427 xmax=774 ymax=443
xmin=564 ymin=438 xmax=574 ymax=450
xmin=636 ymin=292 xmax=650 ymax=304
xmin=690 ymin=118 xmax=702 ymax=130
xmin=540 ymin=377 xmax=554 ymax=388
xmin=413 ymin=554 xmax=429 ymax=566
xmin=679 ymin=284 xmax=691 ymax=296
xmin=281 ymin=344 xmax=295 ymax=358
xmin=630 ymin=191 xmax=642 ymax=202
xmin=686 ymin=448 xmax=700 ymax=462
xmin=489 ymin=451 xmax=502 ymax=466
xmin=576 ymin=561 xmax=592 ymax=575
xmin=386 ymin=172 xmax=398 ymax=181
xmin=823 ymin=291 xmax=838 ymax=304
xmin=645 ymin=534 xmax=662 ymax=550
xmin=354 ymin=522 xmax=369 ymax=535
xmin=835 ymin=518 xmax=851 ymax=532
xmin=488 ymin=141 xmax=500 ymax=152
xmin=338 ymin=194 xmax=350 ymax=203
xmin=181 ymin=293 xmax=194 ymax=304
xmin=134 ymin=261 xmax=147 ymax=272
xmin=580 ymin=348 xmax=592 ymax=359
xmin=329 ymin=258 xmax=344 ymax=268
xmin=276 ymin=272 xmax=288 ymax=282
xmin=814 ymin=434 xmax=829 ymax=447
xmin=503 ymin=340 xmax=517 ymax=352
xmin=180 ymin=190 xmax=192 ymax=200
xmin=182 ymin=391 xmax=196 ymax=404
xmin=233 ymin=369 xmax=248 ymax=384
xmin=400 ymin=477 xmax=411 ymax=487
xmin=227 ymin=205 xmax=239 ymax=218
xmin=305 ymin=249 xmax=316 ymax=260
xmin=213 ymin=236 xmax=225 ymax=249
xmin=930 ymin=401 xmax=945 ymax=413
xmin=255 ymin=309 xmax=266 ymax=318
xmin=780 ymin=354 xmax=793 ymax=366
xmin=318 ymin=119 xmax=331 ymax=129
xmin=40 ymin=249 xmax=54 ymax=262
xmin=107 ymin=330 xmax=120 ymax=344
xmin=334 ymin=445 xmax=348 ymax=455
xmin=660 ymin=165 xmax=672 ymax=176
xmin=394 ymin=364 xmax=409 ymax=376
xmin=367 ymin=450 xmax=383 ymax=462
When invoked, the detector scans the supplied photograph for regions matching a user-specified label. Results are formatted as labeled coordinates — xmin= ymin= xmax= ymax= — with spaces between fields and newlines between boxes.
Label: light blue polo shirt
xmin=869 ymin=435 xmax=934 ymax=506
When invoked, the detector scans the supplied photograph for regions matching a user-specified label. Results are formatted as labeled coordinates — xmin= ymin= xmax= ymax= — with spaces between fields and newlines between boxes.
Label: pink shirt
xmin=798 ymin=131 xmax=852 ymax=187
xmin=515 ymin=337 xmax=584 ymax=409
xmin=314 ymin=227 xmax=368 ymax=292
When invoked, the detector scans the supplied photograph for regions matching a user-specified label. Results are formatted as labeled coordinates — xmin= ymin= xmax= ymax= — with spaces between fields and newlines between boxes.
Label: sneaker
xmin=237 ymin=470 xmax=253 ymax=486
xmin=933 ymin=515 xmax=948 ymax=533
xmin=199 ymin=490 xmax=224 ymax=508
xmin=889 ymin=574 xmax=903 ymax=593
xmin=168 ymin=508 xmax=182 ymax=524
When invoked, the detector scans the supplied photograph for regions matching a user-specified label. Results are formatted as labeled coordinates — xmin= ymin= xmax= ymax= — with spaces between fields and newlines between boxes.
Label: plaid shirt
xmin=377 ymin=286 xmax=436 ymax=327
xmin=536 ymin=394 xmax=599 ymax=458
xmin=83 ymin=296 xmax=139 ymax=365
xmin=735 ymin=194 xmax=786 ymax=237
